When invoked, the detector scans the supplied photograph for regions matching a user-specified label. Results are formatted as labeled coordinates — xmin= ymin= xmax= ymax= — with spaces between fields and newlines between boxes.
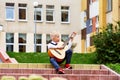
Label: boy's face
xmin=53 ymin=35 xmax=60 ymax=42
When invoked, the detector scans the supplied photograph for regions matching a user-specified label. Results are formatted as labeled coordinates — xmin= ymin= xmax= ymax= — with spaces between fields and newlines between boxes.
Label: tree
xmin=93 ymin=21 xmax=120 ymax=64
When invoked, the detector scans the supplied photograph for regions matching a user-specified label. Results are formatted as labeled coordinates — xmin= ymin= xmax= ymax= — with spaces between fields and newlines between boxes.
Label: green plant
xmin=106 ymin=63 xmax=120 ymax=74
xmin=28 ymin=74 xmax=47 ymax=80
xmin=1 ymin=76 xmax=16 ymax=80
xmin=50 ymin=77 xmax=67 ymax=80
xmin=93 ymin=21 xmax=120 ymax=64
xmin=18 ymin=76 xmax=28 ymax=80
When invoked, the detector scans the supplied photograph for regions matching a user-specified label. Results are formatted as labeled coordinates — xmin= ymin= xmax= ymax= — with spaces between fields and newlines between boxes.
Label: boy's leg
xmin=50 ymin=58 xmax=65 ymax=74
xmin=50 ymin=58 xmax=60 ymax=70
xmin=65 ymin=49 xmax=73 ymax=69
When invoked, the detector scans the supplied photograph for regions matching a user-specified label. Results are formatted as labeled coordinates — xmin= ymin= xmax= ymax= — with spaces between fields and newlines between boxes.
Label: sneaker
xmin=65 ymin=66 xmax=72 ymax=69
xmin=56 ymin=68 xmax=65 ymax=74
xmin=65 ymin=64 xmax=72 ymax=69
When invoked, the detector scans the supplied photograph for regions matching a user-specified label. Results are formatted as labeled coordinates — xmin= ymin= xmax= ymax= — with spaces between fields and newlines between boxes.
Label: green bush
xmin=1 ymin=76 xmax=16 ymax=80
xmin=18 ymin=76 xmax=28 ymax=80
xmin=93 ymin=21 xmax=120 ymax=64
xmin=28 ymin=74 xmax=47 ymax=80
xmin=50 ymin=77 xmax=67 ymax=80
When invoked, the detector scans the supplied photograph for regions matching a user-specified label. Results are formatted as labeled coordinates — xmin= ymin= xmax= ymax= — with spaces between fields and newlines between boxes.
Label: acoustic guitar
xmin=48 ymin=32 xmax=76 ymax=62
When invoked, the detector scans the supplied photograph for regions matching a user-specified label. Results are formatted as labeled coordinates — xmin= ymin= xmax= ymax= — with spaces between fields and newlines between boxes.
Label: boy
xmin=48 ymin=31 xmax=75 ymax=74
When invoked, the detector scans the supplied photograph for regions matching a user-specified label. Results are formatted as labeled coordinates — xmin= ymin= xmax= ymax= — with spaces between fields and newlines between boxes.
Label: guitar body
xmin=48 ymin=42 xmax=68 ymax=62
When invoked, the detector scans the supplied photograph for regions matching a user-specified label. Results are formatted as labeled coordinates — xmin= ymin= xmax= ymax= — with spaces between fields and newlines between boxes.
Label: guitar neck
xmin=62 ymin=32 xmax=76 ymax=47
xmin=62 ymin=38 xmax=71 ymax=47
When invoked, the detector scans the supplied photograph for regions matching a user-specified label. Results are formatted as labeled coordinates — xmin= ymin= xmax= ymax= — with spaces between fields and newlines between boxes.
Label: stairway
xmin=0 ymin=49 xmax=18 ymax=63
xmin=0 ymin=63 xmax=120 ymax=80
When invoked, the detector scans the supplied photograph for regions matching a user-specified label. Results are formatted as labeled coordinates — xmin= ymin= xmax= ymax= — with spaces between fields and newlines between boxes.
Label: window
xmin=89 ymin=19 xmax=92 ymax=26
xmin=46 ymin=34 xmax=51 ymax=51
xmin=90 ymin=0 xmax=93 ymax=4
xmin=96 ymin=16 xmax=99 ymax=31
xmin=107 ymin=0 xmax=112 ymax=12
xmin=6 ymin=3 xmax=15 ymax=20
xmin=96 ymin=16 xmax=99 ymax=24
xmin=18 ymin=3 xmax=27 ymax=21
xmin=19 ymin=33 xmax=26 ymax=52
xmin=34 ymin=34 xmax=42 ymax=52
xmin=6 ymin=33 xmax=14 ymax=52
xmin=46 ymin=34 xmax=51 ymax=44
xmin=46 ymin=5 xmax=54 ymax=22
xmin=61 ymin=6 xmax=70 ymax=23
xmin=34 ymin=5 xmax=43 ymax=22
xmin=90 ymin=36 xmax=93 ymax=46
xmin=61 ymin=34 xmax=69 ymax=42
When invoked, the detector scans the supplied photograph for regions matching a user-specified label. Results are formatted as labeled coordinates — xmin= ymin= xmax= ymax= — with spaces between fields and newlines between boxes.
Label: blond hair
xmin=50 ymin=31 xmax=60 ymax=40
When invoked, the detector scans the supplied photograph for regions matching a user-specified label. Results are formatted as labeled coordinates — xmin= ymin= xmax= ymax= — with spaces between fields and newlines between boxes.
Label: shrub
xmin=28 ymin=74 xmax=48 ymax=80
xmin=93 ymin=21 xmax=120 ymax=64
xmin=50 ymin=77 xmax=67 ymax=80
xmin=1 ymin=76 xmax=16 ymax=80
xmin=18 ymin=76 xmax=28 ymax=80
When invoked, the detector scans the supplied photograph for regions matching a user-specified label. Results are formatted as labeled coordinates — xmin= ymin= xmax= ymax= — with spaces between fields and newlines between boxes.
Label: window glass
xmin=6 ymin=3 xmax=14 ymax=20
xmin=34 ymin=5 xmax=43 ymax=21
xmin=34 ymin=34 xmax=42 ymax=52
xmin=19 ymin=33 xmax=26 ymax=52
xmin=6 ymin=33 xmax=14 ymax=43
xmin=61 ymin=6 xmax=70 ymax=23
xmin=107 ymin=0 xmax=112 ymax=12
xmin=6 ymin=33 xmax=14 ymax=52
xmin=46 ymin=5 xmax=54 ymax=22
xmin=35 ymin=34 xmax=42 ymax=44
xmin=46 ymin=34 xmax=51 ymax=44
xmin=46 ymin=34 xmax=51 ymax=51
xmin=18 ymin=3 xmax=27 ymax=20
xmin=61 ymin=34 xmax=69 ymax=42
xmin=19 ymin=33 xmax=26 ymax=43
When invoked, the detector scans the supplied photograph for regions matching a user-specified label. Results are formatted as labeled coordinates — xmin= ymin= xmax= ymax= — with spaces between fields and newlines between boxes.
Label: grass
xmin=7 ymin=52 xmax=50 ymax=63
xmin=7 ymin=52 xmax=120 ymax=74
xmin=7 ymin=52 xmax=97 ymax=64
xmin=106 ymin=63 xmax=120 ymax=74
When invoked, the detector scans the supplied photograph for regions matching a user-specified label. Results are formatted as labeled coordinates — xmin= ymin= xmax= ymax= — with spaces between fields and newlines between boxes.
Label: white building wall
xmin=42 ymin=34 xmax=47 ymax=52
xmin=0 ymin=0 xmax=81 ymax=53
xmin=26 ymin=33 xmax=34 ymax=52
xmin=0 ymin=32 xmax=6 ymax=51
xmin=14 ymin=33 xmax=19 ymax=52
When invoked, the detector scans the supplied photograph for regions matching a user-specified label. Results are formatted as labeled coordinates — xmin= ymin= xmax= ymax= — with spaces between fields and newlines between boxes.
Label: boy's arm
xmin=48 ymin=43 xmax=64 ymax=50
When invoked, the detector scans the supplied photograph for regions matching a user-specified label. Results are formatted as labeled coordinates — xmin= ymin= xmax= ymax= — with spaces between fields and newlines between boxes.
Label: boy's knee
xmin=50 ymin=58 xmax=56 ymax=62
xmin=66 ymin=49 xmax=73 ymax=54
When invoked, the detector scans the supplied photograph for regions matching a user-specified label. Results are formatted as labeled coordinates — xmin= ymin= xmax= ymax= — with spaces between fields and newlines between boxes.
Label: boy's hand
xmin=57 ymin=46 xmax=64 ymax=50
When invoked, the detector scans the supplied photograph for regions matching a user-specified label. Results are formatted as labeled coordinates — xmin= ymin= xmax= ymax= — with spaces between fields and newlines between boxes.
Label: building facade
xmin=0 ymin=0 xmax=81 ymax=53
xmin=80 ymin=0 xmax=120 ymax=53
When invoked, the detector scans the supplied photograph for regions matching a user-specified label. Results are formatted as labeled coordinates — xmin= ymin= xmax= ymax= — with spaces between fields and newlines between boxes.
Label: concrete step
xmin=0 ymin=64 xmax=120 ymax=80
xmin=0 ymin=73 xmax=118 ymax=80
xmin=0 ymin=68 xmax=109 ymax=75
xmin=0 ymin=63 xmax=101 ymax=70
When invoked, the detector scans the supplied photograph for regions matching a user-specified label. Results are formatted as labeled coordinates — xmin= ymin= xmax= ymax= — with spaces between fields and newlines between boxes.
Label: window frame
xmin=18 ymin=4 xmax=27 ymax=21
xmin=34 ymin=5 xmax=43 ymax=22
xmin=61 ymin=34 xmax=69 ymax=42
xmin=18 ymin=33 xmax=27 ymax=52
xmin=6 ymin=33 xmax=14 ymax=52
xmin=34 ymin=34 xmax=42 ymax=52
xmin=46 ymin=34 xmax=51 ymax=51
xmin=61 ymin=6 xmax=70 ymax=24
xmin=46 ymin=5 xmax=55 ymax=23
xmin=5 ymin=3 xmax=15 ymax=21
xmin=106 ymin=0 xmax=112 ymax=13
